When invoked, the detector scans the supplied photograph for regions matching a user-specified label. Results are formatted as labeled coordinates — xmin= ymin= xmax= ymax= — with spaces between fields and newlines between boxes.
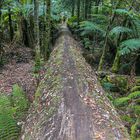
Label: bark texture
xmin=21 ymin=25 xmax=130 ymax=140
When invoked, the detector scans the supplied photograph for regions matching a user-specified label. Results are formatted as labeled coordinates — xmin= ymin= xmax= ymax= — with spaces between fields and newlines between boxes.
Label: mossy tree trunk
xmin=84 ymin=0 xmax=89 ymax=19
xmin=111 ymin=0 xmax=135 ymax=73
xmin=44 ymin=0 xmax=51 ymax=60
xmin=8 ymin=7 xmax=14 ymax=41
xmin=0 ymin=2 xmax=3 ymax=64
xmin=77 ymin=0 xmax=80 ymax=25
xmin=95 ymin=0 xmax=101 ymax=14
xmin=98 ymin=0 xmax=121 ymax=72
xmin=111 ymin=49 xmax=120 ymax=73
xmin=72 ymin=0 xmax=75 ymax=16
xmin=34 ymin=0 xmax=41 ymax=72
xmin=21 ymin=25 xmax=130 ymax=140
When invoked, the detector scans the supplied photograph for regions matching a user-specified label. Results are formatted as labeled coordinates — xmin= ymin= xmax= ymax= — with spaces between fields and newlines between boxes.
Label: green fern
xmin=131 ymin=118 xmax=140 ymax=140
xmin=114 ymin=91 xmax=140 ymax=107
xmin=0 ymin=95 xmax=20 ymax=140
xmin=129 ymin=105 xmax=140 ymax=115
xmin=0 ymin=115 xmax=20 ymax=140
xmin=0 ymin=95 xmax=14 ymax=116
xmin=79 ymin=21 xmax=105 ymax=36
xmin=131 ymin=86 xmax=140 ymax=92
xmin=109 ymin=26 xmax=132 ymax=37
xmin=11 ymin=84 xmax=29 ymax=120
xmin=114 ymin=97 xmax=130 ymax=107
xmin=119 ymin=39 xmax=140 ymax=55
xmin=128 ymin=91 xmax=140 ymax=99
xmin=0 ymin=85 xmax=29 ymax=140
xmin=114 ymin=9 xmax=131 ymax=16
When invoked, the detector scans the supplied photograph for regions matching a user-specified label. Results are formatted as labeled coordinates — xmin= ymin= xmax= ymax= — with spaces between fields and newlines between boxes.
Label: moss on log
xmin=21 ymin=25 xmax=130 ymax=140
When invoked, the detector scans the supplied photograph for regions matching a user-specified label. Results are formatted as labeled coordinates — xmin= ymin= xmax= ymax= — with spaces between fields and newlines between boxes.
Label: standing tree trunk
xmin=0 ymin=1 xmax=3 ymax=64
xmin=44 ymin=0 xmax=51 ymax=60
xmin=34 ymin=0 xmax=40 ymax=47
xmin=77 ymin=0 xmax=80 ymax=25
xmin=98 ymin=0 xmax=121 ymax=71
xmin=87 ymin=0 xmax=92 ymax=19
xmin=95 ymin=0 xmax=101 ymax=14
xmin=111 ymin=0 xmax=135 ymax=73
xmin=84 ymin=0 xmax=88 ymax=19
xmin=34 ymin=0 xmax=41 ymax=73
xmin=72 ymin=0 xmax=75 ymax=16
xmin=8 ymin=7 xmax=14 ymax=41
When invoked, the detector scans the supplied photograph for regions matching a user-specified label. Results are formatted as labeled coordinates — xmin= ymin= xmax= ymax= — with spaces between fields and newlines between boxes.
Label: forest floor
xmin=0 ymin=47 xmax=37 ymax=101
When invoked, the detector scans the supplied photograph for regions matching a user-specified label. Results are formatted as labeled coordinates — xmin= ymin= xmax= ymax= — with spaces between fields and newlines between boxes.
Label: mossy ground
xmin=101 ymin=75 xmax=140 ymax=139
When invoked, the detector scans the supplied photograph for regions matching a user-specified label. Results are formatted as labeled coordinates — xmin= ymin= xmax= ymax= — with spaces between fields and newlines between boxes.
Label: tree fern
xmin=119 ymin=39 xmax=140 ymax=55
xmin=79 ymin=21 xmax=105 ymax=36
xmin=114 ymin=9 xmax=131 ymax=16
xmin=109 ymin=26 xmax=133 ymax=38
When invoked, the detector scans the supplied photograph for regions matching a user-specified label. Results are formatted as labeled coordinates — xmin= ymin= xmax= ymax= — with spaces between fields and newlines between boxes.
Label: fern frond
xmin=91 ymin=14 xmax=108 ymax=21
xmin=132 ymin=18 xmax=140 ymax=37
xmin=114 ymin=9 xmax=130 ymax=16
xmin=79 ymin=21 xmax=105 ymax=36
xmin=114 ymin=97 xmax=129 ymax=107
xmin=109 ymin=26 xmax=133 ymax=37
xmin=119 ymin=39 xmax=140 ymax=55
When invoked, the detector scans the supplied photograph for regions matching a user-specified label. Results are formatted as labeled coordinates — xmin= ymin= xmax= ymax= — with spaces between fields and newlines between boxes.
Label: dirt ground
xmin=0 ymin=47 xmax=36 ymax=101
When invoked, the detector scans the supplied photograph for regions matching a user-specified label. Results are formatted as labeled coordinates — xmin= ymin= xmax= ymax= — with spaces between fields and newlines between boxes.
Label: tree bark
xmin=34 ymin=0 xmax=41 ymax=72
xmin=77 ymin=0 xmax=80 ymax=25
xmin=21 ymin=26 xmax=130 ymax=140
xmin=72 ymin=0 xmax=75 ymax=16
xmin=8 ymin=7 xmax=14 ymax=41
xmin=44 ymin=0 xmax=51 ymax=60
xmin=98 ymin=0 xmax=121 ymax=71
xmin=95 ymin=0 xmax=101 ymax=14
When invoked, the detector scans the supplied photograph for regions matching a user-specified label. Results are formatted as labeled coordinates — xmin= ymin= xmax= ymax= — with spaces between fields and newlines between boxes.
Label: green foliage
xmin=129 ymin=105 xmax=140 ymax=116
xmin=79 ymin=21 xmax=105 ymax=36
xmin=0 ymin=84 xmax=29 ymax=140
xmin=102 ymin=82 xmax=118 ymax=92
xmin=82 ymin=38 xmax=92 ymax=50
xmin=114 ymin=91 xmax=140 ymax=107
xmin=109 ymin=26 xmax=132 ymax=38
xmin=34 ymin=49 xmax=41 ymax=73
xmin=102 ymin=75 xmax=128 ymax=92
xmin=0 ymin=115 xmax=20 ymax=140
xmin=114 ymin=9 xmax=131 ymax=17
xmin=0 ymin=94 xmax=20 ymax=140
xmin=0 ymin=95 xmax=13 ymax=116
xmin=114 ymin=97 xmax=129 ymax=107
xmin=128 ymin=91 xmax=140 ymax=99
xmin=131 ymin=86 xmax=140 ymax=92
xmin=121 ymin=115 xmax=134 ymax=124
xmin=67 ymin=16 xmax=78 ymax=28
xmin=131 ymin=119 xmax=140 ymax=140
xmin=11 ymin=84 xmax=29 ymax=120
xmin=119 ymin=39 xmax=140 ymax=55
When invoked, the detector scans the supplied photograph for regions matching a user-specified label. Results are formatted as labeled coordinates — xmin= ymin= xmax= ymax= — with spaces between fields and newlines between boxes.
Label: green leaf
xmin=114 ymin=9 xmax=130 ymax=16
xmin=119 ymin=39 xmax=140 ymax=55
xmin=109 ymin=26 xmax=132 ymax=37
xmin=79 ymin=21 xmax=105 ymax=36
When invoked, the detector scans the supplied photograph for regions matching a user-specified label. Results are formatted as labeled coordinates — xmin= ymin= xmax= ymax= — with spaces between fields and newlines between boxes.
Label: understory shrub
xmin=0 ymin=84 xmax=29 ymax=140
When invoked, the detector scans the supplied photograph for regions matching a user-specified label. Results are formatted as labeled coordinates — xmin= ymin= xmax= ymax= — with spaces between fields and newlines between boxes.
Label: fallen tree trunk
xmin=21 ymin=26 xmax=130 ymax=140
